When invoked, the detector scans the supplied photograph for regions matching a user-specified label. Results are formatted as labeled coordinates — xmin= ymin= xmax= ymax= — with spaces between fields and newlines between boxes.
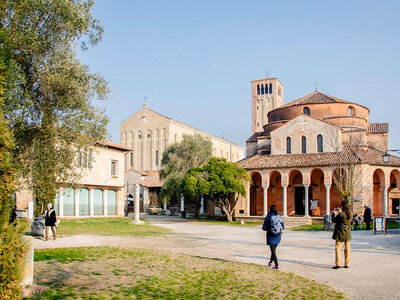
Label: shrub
xmin=0 ymin=57 xmax=27 ymax=299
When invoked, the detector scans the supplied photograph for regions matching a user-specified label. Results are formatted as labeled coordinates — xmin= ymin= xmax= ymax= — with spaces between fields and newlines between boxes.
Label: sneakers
xmin=268 ymin=262 xmax=273 ymax=267
xmin=273 ymin=265 xmax=279 ymax=270
xmin=343 ymin=266 xmax=349 ymax=269
xmin=332 ymin=266 xmax=340 ymax=269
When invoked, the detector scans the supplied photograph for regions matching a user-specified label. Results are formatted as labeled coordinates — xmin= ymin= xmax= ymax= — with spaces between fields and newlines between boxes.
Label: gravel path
xmin=34 ymin=215 xmax=400 ymax=299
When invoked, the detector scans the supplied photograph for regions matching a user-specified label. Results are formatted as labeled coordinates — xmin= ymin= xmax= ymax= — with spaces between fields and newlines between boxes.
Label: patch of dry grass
xmin=31 ymin=247 xmax=346 ymax=299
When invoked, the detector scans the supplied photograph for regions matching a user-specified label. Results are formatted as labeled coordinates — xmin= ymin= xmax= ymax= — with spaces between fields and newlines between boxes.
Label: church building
xmin=120 ymin=103 xmax=244 ymax=213
xmin=236 ymin=78 xmax=400 ymax=223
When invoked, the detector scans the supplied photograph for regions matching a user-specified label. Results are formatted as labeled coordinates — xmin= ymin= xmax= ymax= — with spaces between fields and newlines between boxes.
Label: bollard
xmin=21 ymin=236 xmax=34 ymax=286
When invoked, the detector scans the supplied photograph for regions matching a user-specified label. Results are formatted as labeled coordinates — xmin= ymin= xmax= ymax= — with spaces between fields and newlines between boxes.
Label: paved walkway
xmin=34 ymin=216 xmax=400 ymax=299
xmin=143 ymin=216 xmax=400 ymax=300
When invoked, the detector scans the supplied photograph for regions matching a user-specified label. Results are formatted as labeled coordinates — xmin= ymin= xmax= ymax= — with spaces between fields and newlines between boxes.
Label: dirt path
xmin=34 ymin=216 xmax=400 ymax=300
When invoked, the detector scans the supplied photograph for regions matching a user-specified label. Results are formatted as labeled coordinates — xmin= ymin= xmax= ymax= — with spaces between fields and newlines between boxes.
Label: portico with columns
xmin=238 ymin=76 xmax=400 ymax=222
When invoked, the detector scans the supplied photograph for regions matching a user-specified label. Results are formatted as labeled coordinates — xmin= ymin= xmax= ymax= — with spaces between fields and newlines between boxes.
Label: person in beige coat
xmin=331 ymin=201 xmax=353 ymax=269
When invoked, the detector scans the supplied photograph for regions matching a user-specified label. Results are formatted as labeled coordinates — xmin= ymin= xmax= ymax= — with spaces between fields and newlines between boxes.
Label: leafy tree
xmin=160 ymin=134 xmax=212 ymax=208
xmin=0 ymin=57 xmax=26 ymax=300
xmin=202 ymin=157 xmax=250 ymax=222
xmin=181 ymin=168 xmax=210 ymax=218
xmin=0 ymin=0 xmax=109 ymax=216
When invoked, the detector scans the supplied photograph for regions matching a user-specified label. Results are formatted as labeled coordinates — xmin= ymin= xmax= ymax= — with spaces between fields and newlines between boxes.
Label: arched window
xmin=257 ymin=84 xmax=260 ymax=95
xmin=269 ymin=83 xmax=272 ymax=93
xmin=347 ymin=106 xmax=355 ymax=116
xmin=261 ymin=84 xmax=264 ymax=94
xmin=286 ymin=137 xmax=291 ymax=154
xmin=301 ymin=136 xmax=307 ymax=153
xmin=265 ymin=84 xmax=269 ymax=94
xmin=317 ymin=135 xmax=323 ymax=153
xmin=303 ymin=107 xmax=310 ymax=115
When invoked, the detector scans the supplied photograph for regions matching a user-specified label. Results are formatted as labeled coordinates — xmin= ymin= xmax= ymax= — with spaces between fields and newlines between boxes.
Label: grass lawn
xmin=56 ymin=217 xmax=171 ymax=237
xmin=31 ymin=247 xmax=346 ymax=299
xmin=290 ymin=222 xmax=399 ymax=231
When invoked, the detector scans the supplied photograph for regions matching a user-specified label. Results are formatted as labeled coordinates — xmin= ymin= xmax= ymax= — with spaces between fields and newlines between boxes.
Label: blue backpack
xmin=270 ymin=215 xmax=284 ymax=235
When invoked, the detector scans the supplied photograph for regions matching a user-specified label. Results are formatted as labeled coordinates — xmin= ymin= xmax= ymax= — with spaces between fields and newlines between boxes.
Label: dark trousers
xmin=269 ymin=244 xmax=278 ymax=266
xmin=366 ymin=222 xmax=371 ymax=230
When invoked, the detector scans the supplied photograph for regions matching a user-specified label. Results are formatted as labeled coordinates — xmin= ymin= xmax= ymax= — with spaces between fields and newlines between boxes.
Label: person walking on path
xmin=262 ymin=205 xmax=284 ymax=270
xmin=332 ymin=201 xmax=353 ymax=269
xmin=363 ymin=204 xmax=372 ymax=230
xmin=44 ymin=203 xmax=57 ymax=241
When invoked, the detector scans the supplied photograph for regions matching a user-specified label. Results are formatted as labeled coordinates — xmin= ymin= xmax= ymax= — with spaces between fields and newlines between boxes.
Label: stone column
xmin=163 ymin=199 xmax=167 ymax=210
xmin=89 ymin=188 xmax=94 ymax=217
xmin=325 ymin=183 xmax=331 ymax=216
xmin=304 ymin=184 xmax=309 ymax=216
xmin=75 ymin=189 xmax=80 ymax=217
xmin=262 ymin=184 xmax=268 ymax=216
xmin=384 ymin=185 xmax=389 ymax=216
xmin=103 ymin=189 xmax=108 ymax=216
xmin=59 ymin=187 xmax=64 ymax=218
xmin=134 ymin=182 xmax=141 ymax=223
xmin=200 ymin=196 xmax=205 ymax=214
xmin=181 ymin=194 xmax=185 ymax=217
xmin=282 ymin=184 xmax=288 ymax=216
xmin=21 ymin=236 xmax=34 ymax=286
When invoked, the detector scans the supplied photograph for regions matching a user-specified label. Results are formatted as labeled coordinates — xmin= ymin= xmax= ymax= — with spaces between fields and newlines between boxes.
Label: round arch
xmin=288 ymin=170 xmax=304 ymax=215
xmin=389 ymin=169 xmax=400 ymax=215
xmin=309 ymin=168 xmax=325 ymax=216
xmin=331 ymin=168 xmax=347 ymax=212
xmin=267 ymin=170 xmax=283 ymax=214
xmin=250 ymin=172 xmax=263 ymax=216
xmin=373 ymin=169 xmax=385 ymax=216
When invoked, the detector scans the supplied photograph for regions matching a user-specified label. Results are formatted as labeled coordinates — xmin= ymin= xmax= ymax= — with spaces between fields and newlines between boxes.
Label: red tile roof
xmin=367 ymin=123 xmax=388 ymax=134
xmin=277 ymin=91 xmax=351 ymax=109
xmin=238 ymin=146 xmax=400 ymax=170
xmin=102 ymin=141 xmax=132 ymax=151
xmin=139 ymin=172 xmax=163 ymax=188
xmin=246 ymin=132 xmax=270 ymax=143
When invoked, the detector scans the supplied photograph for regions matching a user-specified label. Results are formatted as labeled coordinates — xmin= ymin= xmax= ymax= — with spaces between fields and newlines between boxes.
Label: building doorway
xmin=295 ymin=187 xmax=305 ymax=215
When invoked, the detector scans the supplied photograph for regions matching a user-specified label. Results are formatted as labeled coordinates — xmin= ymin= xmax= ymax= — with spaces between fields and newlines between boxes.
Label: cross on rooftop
xmin=299 ymin=117 xmax=308 ymax=131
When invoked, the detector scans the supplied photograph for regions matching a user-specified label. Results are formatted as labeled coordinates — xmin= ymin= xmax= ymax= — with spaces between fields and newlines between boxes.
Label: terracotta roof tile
xmin=278 ymin=91 xmax=351 ymax=109
xmin=367 ymin=123 xmax=388 ymax=134
xmin=246 ymin=132 xmax=269 ymax=143
xmin=139 ymin=172 xmax=163 ymax=188
xmin=238 ymin=146 xmax=400 ymax=169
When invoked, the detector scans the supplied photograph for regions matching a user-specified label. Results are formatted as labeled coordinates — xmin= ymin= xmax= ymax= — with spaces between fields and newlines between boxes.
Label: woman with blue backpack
xmin=262 ymin=205 xmax=284 ymax=270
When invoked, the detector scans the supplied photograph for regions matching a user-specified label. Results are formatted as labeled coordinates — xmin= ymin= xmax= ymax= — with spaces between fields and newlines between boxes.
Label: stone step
xmin=283 ymin=216 xmax=311 ymax=228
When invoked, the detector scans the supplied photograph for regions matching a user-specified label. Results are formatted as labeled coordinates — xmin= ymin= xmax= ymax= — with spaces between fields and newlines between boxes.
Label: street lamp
xmin=382 ymin=149 xmax=400 ymax=163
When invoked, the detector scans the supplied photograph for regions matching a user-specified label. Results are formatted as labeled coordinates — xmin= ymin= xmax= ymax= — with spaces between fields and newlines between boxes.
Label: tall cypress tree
xmin=0 ymin=57 xmax=26 ymax=300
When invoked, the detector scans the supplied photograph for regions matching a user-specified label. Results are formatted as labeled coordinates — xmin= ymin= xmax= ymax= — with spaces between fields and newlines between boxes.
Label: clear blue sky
xmin=79 ymin=0 xmax=400 ymax=150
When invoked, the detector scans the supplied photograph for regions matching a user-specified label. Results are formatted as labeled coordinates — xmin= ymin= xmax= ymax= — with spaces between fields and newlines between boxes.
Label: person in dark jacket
xmin=262 ymin=205 xmax=284 ymax=270
xmin=44 ymin=203 xmax=57 ymax=241
xmin=363 ymin=205 xmax=372 ymax=230
xmin=9 ymin=205 xmax=17 ymax=224
xmin=332 ymin=201 xmax=353 ymax=269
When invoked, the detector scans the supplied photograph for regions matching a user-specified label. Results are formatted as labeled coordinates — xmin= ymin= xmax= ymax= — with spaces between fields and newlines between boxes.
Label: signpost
xmin=373 ymin=216 xmax=387 ymax=235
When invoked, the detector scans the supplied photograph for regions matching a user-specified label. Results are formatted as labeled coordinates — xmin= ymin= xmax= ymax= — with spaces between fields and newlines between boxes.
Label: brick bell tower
xmin=251 ymin=78 xmax=283 ymax=134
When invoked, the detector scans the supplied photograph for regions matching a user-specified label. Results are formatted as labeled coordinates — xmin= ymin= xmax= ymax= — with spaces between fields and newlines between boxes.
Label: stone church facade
xmin=120 ymin=104 xmax=245 ymax=213
xmin=236 ymin=78 xmax=400 ymax=222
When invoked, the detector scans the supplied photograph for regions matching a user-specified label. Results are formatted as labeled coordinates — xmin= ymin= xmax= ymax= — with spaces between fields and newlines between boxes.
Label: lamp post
xmin=382 ymin=149 xmax=400 ymax=163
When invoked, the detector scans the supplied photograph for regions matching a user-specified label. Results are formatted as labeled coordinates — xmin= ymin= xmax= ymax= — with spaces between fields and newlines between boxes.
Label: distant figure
xmin=332 ymin=201 xmax=353 ymax=269
xmin=363 ymin=205 xmax=372 ymax=230
xmin=44 ymin=203 xmax=57 ymax=241
xmin=262 ymin=205 xmax=284 ymax=270
xmin=9 ymin=205 xmax=17 ymax=224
